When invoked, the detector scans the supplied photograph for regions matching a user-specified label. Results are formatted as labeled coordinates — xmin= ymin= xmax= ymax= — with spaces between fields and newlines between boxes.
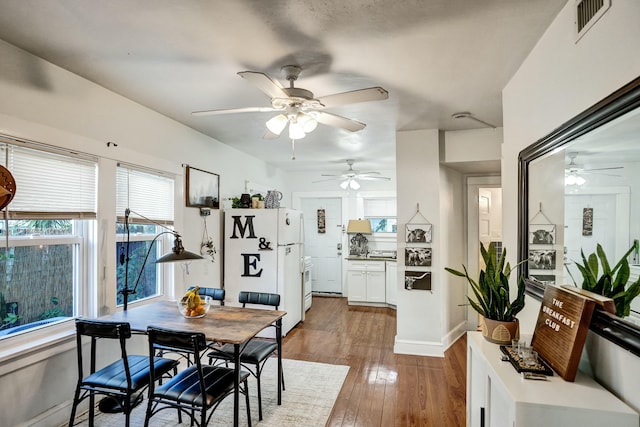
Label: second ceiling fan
xmin=314 ymin=159 xmax=391 ymax=190
xmin=192 ymin=65 xmax=389 ymax=140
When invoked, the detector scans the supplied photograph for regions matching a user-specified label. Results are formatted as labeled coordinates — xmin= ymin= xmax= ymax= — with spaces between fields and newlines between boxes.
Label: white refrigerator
xmin=223 ymin=208 xmax=304 ymax=336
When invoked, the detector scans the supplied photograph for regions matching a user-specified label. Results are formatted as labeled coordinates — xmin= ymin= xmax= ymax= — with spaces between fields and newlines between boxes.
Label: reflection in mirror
xmin=518 ymin=76 xmax=640 ymax=356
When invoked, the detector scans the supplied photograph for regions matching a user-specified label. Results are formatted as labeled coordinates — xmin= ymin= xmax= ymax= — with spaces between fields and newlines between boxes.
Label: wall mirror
xmin=518 ymin=76 xmax=640 ymax=357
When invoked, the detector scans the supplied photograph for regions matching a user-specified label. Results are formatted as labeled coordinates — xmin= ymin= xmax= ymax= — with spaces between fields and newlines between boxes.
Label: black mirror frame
xmin=517 ymin=75 xmax=640 ymax=358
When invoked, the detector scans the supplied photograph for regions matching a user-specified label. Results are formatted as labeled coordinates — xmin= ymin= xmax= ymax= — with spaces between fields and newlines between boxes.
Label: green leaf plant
xmin=573 ymin=243 xmax=640 ymax=318
xmin=445 ymin=242 xmax=526 ymax=321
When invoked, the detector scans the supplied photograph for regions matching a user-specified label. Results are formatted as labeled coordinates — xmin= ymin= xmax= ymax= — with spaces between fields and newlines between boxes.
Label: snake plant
xmin=445 ymin=242 xmax=526 ymax=321
xmin=573 ymin=243 xmax=640 ymax=318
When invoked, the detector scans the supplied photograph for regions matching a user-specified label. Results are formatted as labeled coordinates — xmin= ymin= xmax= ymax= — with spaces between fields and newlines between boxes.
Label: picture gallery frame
xmin=528 ymin=249 xmax=557 ymax=270
xmin=529 ymin=224 xmax=556 ymax=245
xmin=405 ymin=223 xmax=432 ymax=244
xmin=405 ymin=247 xmax=432 ymax=267
xmin=404 ymin=271 xmax=432 ymax=290
xmin=186 ymin=166 xmax=220 ymax=209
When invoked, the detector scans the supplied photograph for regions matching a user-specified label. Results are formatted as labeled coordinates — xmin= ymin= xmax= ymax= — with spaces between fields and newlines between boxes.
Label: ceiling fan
xmin=313 ymin=159 xmax=391 ymax=190
xmin=565 ymin=152 xmax=623 ymax=185
xmin=192 ymin=65 xmax=389 ymax=140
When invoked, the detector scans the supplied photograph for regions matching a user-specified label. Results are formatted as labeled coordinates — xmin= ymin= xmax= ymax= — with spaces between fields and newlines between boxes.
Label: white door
xmin=300 ymin=198 xmax=343 ymax=294
xmin=467 ymin=178 xmax=502 ymax=330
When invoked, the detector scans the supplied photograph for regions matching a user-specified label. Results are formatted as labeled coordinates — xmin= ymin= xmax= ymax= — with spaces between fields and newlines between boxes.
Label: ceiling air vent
xmin=575 ymin=0 xmax=611 ymax=42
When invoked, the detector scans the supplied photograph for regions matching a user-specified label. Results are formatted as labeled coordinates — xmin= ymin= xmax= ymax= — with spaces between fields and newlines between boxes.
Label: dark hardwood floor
xmin=282 ymin=296 xmax=467 ymax=427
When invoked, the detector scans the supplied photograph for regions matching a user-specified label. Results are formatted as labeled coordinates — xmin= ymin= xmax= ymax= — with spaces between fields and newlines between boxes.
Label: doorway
xmin=300 ymin=198 xmax=344 ymax=294
xmin=466 ymin=176 xmax=502 ymax=330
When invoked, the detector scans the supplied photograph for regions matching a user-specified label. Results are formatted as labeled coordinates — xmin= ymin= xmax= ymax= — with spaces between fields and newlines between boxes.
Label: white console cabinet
xmin=346 ymin=260 xmax=386 ymax=304
xmin=467 ymin=331 xmax=638 ymax=427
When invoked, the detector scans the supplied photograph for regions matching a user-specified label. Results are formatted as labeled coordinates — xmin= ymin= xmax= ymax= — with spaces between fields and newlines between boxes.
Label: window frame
xmin=115 ymin=225 xmax=170 ymax=307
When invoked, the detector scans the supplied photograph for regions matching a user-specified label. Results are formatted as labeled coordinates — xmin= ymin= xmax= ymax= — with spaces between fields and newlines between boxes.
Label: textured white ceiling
xmin=0 ymin=0 xmax=566 ymax=174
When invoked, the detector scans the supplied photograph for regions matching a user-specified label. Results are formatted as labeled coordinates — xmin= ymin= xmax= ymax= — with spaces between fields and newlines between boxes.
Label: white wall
xmin=394 ymin=129 xmax=466 ymax=357
xmin=442 ymin=127 xmax=503 ymax=163
xmin=440 ymin=166 xmax=467 ymax=341
xmin=0 ymin=38 xmax=292 ymax=426
xmin=503 ymin=0 xmax=640 ymax=412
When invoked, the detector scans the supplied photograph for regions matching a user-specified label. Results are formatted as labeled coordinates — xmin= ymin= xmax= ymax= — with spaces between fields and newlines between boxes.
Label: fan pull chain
xmin=291 ymin=139 xmax=296 ymax=160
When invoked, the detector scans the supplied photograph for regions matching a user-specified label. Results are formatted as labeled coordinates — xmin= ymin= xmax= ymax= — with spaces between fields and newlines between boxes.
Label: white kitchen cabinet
xmin=347 ymin=260 xmax=386 ymax=305
xmin=467 ymin=331 xmax=638 ymax=427
xmin=385 ymin=261 xmax=397 ymax=306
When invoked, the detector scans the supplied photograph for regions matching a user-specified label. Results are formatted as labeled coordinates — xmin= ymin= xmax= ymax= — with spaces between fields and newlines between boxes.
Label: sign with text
xmin=531 ymin=285 xmax=595 ymax=381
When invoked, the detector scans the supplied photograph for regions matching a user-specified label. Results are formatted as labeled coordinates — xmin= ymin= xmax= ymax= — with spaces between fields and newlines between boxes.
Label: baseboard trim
xmin=442 ymin=321 xmax=467 ymax=352
xmin=394 ymin=337 xmax=445 ymax=357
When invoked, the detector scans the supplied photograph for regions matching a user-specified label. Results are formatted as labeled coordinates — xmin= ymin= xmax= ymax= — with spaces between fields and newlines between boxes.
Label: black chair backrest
xmin=75 ymin=318 xmax=132 ymax=378
xmin=188 ymin=286 xmax=226 ymax=305
xmin=147 ymin=326 xmax=207 ymax=354
xmin=238 ymin=291 xmax=280 ymax=309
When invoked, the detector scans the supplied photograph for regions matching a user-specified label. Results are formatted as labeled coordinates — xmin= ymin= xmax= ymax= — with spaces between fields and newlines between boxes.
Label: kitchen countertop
xmin=346 ymin=256 xmax=397 ymax=262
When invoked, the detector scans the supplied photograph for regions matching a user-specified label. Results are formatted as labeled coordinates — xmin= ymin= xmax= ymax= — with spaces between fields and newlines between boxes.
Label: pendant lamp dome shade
xmin=156 ymin=235 xmax=204 ymax=263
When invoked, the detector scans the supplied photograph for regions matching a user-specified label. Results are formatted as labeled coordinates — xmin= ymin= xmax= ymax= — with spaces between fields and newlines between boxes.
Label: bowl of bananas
xmin=177 ymin=286 xmax=211 ymax=318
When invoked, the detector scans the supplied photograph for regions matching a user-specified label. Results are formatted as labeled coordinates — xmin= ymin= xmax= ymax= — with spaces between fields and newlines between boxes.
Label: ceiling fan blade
xmin=263 ymin=129 xmax=281 ymax=139
xmin=357 ymin=175 xmax=391 ymax=181
xmin=192 ymin=106 xmax=279 ymax=116
xmin=312 ymin=177 xmax=342 ymax=183
xmin=238 ymin=71 xmax=288 ymax=99
xmin=320 ymin=173 xmax=340 ymax=177
xmin=357 ymin=171 xmax=382 ymax=176
xmin=317 ymin=87 xmax=389 ymax=108
xmin=315 ymin=112 xmax=366 ymax=132
xmin=584 ymin=166 xmax=624 ymax=171
xmin=580 ymin=171 xmax=622 ymax=177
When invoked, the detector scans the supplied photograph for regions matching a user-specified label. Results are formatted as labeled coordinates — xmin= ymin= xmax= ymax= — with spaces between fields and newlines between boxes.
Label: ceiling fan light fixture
xmin=288 ymin=121 xmax=306 ymax=139
xmin=297 ymin=112 xmax=318 ymax=133
xmin=565 ymin=172 xmax=586 ymax=186
xmin=266 ymin=114 xmax=288 ymax=135
xmin=350 ymin=179 xmax=360 ymax=190
xmin=340 ymin=180 xmax=349 ymax=189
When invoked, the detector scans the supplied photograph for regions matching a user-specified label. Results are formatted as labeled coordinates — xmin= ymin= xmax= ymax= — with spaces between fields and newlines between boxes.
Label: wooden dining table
xmin=99 ymin=300 xmax=286 ymax=427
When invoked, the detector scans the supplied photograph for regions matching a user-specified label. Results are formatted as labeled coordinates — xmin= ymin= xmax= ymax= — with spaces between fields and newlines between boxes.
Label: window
xmin=0 ymin=139 xmax=96 ymax=338
xmin=363 ymin=197 xmax=397 ymax=233
xmin=116 ymin=165 xmax=174 ymax=306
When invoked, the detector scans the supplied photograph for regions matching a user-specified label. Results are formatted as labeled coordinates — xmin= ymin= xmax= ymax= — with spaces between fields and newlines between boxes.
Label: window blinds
xmin=1 ymin=143 xmax=97 ymax=219
xmin=116 ymin=165 xmax=174 ymax=224
xmin=363 ymin=198 xmax=397 ymax=217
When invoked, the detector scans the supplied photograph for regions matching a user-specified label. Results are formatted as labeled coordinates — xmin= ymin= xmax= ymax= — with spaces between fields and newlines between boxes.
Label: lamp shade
xmin=156 ymin=235 xmax=204 ymax=263
xmin=288 ymin=121 xmax=306 ymax=139
xmin=347 ymin=219 xmax=372 ymax=234
xmin=266 ymin=114 xmax=288 ymax=135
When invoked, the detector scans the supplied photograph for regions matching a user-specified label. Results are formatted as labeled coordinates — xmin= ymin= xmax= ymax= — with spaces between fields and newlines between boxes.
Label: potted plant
xmin=445 ymin=242 xmax=526 ymax=344
xmin=571 ymin=243 xmax=640 ymax=318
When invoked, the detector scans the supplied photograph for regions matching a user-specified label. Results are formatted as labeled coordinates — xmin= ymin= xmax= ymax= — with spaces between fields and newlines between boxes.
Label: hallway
xmin=283 ymin=297 xmax=467 ymax=426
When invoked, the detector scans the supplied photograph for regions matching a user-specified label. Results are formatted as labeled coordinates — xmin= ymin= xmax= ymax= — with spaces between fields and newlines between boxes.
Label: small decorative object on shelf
xmin=265 ymin=190 xmax=282 ymax=208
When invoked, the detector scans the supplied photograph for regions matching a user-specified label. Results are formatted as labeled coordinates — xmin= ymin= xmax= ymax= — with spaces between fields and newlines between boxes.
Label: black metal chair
xmin=155 ymin=286 xmax=226 ymax=365
xmin=68 ymin=318 xmax=178 ymax=427
xmin=207 ymin=291 xmax=285 ymax=421
xmin=145 ymin=326 xmax=252 ymax=427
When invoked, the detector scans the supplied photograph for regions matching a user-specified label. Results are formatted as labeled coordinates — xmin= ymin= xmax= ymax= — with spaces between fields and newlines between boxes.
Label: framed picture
xmin=186 ymin=166 xmax=220 ymax=208
xmin=531 ymin=274 xmax=556 ymax=286
xmin=529 ymin=224 xmax=556 ymax=245
xmin=528 ymin=249 xmax=556 ymax=270
xmin=405 ymin=223 xmax=432 ymax=243
xmin=405 ymin=247 xmax=432 ymax=267
xmin=404 ymin=271 xmax=432 ymax=290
